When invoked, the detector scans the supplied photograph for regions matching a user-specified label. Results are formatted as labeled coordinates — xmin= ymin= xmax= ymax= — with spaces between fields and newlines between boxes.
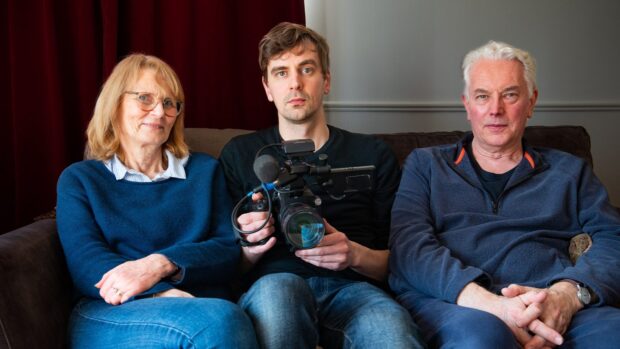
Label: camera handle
xmin=231 ymin=183 xmax=275 ymax=246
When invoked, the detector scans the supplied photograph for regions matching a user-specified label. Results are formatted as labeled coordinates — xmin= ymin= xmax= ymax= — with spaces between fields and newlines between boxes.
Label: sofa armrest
xmin=0 ymin=219 xmax=72 ymax=349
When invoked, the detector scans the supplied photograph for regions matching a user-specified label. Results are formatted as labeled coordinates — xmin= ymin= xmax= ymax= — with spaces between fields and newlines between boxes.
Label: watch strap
xmin=559 ymin=279 xmax=596 ymax=305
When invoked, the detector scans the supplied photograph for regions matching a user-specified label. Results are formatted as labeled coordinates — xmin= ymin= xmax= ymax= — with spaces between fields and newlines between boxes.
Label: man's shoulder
xmin=329 ymin=126 xmax=395 ymax=157
xmin=222 ymin=128 xmax=275 ymax=152
xmin=399 ymin=142 xmax=461 ymax=172
xmin=331 ymin=125 xmax=383 ymax=143
xmin=220 ymin=127 xmax=277 ymax=161
xmin=530 ymin=146 xmax=588 ymax=173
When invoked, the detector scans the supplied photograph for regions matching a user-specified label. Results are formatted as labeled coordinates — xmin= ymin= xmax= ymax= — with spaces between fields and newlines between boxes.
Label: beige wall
xmin=306 ymin=0 xmax=620 ymax=206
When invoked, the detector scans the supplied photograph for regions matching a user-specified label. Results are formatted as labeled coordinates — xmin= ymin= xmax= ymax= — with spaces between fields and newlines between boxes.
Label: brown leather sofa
xmin=0 ymin=125 xmax=604 ymax=349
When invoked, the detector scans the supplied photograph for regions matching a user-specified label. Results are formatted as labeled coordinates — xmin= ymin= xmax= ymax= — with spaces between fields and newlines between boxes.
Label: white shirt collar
xmin=104 ymin=150 xmax=188 ymax=182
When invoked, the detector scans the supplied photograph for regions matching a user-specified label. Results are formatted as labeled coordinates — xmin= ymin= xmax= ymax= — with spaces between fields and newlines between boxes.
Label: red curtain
xmin=1 ymin=0 xmax=305 ymax=233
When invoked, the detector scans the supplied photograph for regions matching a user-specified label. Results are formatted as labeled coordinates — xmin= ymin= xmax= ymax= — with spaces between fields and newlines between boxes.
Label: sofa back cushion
xmin=375 ymin=125 xmax=593 ymax=167
xmin=185 ymin=128 xmax=253 ymax=159
xmin=185 ymin=125 xmax=593 ymax=168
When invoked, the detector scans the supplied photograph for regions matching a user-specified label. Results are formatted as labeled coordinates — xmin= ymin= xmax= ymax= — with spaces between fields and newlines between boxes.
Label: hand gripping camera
xmin=231 ymin=139 xmax=375 ymax=250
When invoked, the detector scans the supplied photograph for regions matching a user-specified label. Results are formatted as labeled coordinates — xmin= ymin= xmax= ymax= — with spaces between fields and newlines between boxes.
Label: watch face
xmin=577 ymin=286 xmax=592 ymax=305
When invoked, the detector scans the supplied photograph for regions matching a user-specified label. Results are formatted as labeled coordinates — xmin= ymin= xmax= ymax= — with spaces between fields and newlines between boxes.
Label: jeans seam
xmin=74 ymin=303 xmax=197 ymax=346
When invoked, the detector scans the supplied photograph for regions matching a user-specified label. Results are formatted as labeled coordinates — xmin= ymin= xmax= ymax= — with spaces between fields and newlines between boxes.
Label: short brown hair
xmin=85 ymin=54 xmax=188 ymax=161
xmin=258 ymin=22 xmax=330 ymax=80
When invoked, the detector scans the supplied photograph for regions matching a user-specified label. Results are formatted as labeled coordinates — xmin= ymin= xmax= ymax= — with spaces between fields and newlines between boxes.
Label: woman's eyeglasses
xmin=124 ymin=91 xmax=183 ymax=117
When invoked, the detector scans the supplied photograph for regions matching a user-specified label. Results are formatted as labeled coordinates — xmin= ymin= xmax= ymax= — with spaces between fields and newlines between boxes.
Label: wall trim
xmin=324 ymin=101 xmax=620 ymax=113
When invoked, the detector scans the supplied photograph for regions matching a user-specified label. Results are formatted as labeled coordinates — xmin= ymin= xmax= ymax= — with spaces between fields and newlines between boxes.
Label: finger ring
xmin=111 ymin=287 xmax=123 ymax=295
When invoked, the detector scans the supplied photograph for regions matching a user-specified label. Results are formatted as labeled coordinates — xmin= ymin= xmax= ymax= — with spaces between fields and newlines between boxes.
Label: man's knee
xmin=239 ymin=273 xmax=316 ymax=327
xmin=435 ymin=310 xmax=519 ymax=349
xmin=564 ymin=306 xmax=620 ymax=348
xmin=240 ymin=273 xmax=314 ymax=309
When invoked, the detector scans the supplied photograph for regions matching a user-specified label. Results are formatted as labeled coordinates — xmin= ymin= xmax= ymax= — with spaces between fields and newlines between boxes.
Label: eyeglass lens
xmin=129 ymin=92 xmax=182 ymax=116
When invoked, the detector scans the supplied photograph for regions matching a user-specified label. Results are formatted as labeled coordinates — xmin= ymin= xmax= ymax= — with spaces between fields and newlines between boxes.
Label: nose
xmin=289 ymin=71 xmax=302 ymax=90
xmin=150 ymin=100 xmax=165 ymax=117
xmin=489 ymin=95 xmax=504 ymax=116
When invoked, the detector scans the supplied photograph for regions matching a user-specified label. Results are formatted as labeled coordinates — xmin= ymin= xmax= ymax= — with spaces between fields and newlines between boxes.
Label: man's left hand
xmin=294 ymin=219 xmax=357 ymax=271
xmin=502 ymin=282 xmax=582 ymax=349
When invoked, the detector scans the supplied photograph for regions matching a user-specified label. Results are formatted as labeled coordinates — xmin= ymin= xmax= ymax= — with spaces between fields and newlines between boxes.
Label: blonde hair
xmin=85 ymin=53 xmax=188 ymax=161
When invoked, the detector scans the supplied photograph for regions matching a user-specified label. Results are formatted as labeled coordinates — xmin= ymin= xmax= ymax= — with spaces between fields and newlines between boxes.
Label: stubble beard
xmin=280 ymin=106 xmax=318 ymax=125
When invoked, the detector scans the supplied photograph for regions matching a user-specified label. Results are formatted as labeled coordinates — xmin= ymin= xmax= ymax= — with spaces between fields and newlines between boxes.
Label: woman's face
xmin=117 ymin=69 xmax=178 ymax=151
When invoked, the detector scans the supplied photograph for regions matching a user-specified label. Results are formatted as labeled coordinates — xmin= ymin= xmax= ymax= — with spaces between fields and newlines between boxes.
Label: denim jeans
xmin=69 ymin=297 xmax=258 ymax=348
xmin=238 ymin=273 xmax=425 ymax=349
xmin=399 ymin=290 xmax=620 ymax=349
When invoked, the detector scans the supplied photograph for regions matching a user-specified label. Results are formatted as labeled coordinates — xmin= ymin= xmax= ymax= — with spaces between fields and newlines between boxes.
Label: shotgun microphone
xmin=253 ymin=154 xmax=280 ymax=183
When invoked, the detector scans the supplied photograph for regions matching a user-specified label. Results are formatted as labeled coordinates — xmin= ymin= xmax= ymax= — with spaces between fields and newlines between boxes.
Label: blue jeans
xmin=69 ymin=297 xmax=258 ymax=348
xmin=398 ymin=290 xmax=620 ymax=349
xmin=238 ymin=273 xmax=425 ymax=349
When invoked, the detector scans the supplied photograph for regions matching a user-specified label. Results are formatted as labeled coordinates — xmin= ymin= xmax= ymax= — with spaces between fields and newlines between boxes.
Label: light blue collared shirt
xmin=104 ymin=150 xmax=189 ymax=182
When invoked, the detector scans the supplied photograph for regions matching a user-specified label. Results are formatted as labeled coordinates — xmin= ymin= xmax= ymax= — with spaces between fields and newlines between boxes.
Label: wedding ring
xmin=111 ymin=287 xmax=123 ymax=296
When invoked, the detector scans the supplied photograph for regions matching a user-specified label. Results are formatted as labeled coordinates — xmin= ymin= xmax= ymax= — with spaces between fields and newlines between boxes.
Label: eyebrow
xmin=269 ymin=59 xmax=318 ymax=75
xmin=473 ymin=85 xmax=521 ymax=94
xmin=269 ymin=66 xmax=288 ymax=75
xmin=298 ymin=59 xmax=318 ymax=67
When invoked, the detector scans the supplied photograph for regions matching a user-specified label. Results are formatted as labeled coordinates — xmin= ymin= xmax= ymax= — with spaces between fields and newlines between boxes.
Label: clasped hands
xmin=489 ymin=282 xmax=582 ymax=349
xmin=95 ymin=253 xmax=193 ymax=305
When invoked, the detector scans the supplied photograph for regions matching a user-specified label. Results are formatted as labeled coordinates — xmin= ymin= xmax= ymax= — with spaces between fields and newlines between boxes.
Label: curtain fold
xmin=1 ymin=0 xmax=305 ymax=233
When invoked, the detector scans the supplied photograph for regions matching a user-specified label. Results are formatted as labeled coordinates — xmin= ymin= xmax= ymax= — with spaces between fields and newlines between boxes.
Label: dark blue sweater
xmin=389 ymin=134 xmax=620 ymax=306
xmin=56 ymin=153 xmax=239 ymax=300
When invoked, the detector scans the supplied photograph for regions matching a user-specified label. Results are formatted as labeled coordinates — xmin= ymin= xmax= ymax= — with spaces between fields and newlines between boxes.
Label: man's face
xmin=462 ymin=59 xmax=538 ymax=153
xmin=262 ymin=43 xmax=330 ymax=125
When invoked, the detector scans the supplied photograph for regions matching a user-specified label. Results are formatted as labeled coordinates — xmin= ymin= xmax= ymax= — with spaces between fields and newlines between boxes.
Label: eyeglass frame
xmin=123 ymin=91 xmax=184 ymax=117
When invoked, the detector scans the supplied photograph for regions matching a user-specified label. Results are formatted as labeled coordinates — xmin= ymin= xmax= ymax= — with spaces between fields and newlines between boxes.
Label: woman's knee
xmin=69 ymin=298 xmax=258 ymax=348
xmin=187 ymin=299 xmax=258 ymax=348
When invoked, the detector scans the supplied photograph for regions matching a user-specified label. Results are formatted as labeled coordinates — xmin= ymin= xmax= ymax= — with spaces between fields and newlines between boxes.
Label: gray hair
xmin=462 ymin=40 xmax=537 ymax=99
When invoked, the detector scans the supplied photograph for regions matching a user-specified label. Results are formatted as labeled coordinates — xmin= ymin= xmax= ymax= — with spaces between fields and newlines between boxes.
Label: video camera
xmin=231 ymin=139 xmax=375 ymax=250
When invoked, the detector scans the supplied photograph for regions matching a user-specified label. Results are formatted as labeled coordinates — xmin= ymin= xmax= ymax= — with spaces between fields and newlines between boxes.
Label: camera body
xmin=247 ymin=139 xmax=326 ymax=250
xmin=234 ymin=139 xmax=374 ymax=250
xmin=248 ymin=185 xmax=324 ymax=250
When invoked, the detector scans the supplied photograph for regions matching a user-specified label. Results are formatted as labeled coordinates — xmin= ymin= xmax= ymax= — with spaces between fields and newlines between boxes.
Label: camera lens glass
xmin=281 ymin=204 xmax=325 ymax=249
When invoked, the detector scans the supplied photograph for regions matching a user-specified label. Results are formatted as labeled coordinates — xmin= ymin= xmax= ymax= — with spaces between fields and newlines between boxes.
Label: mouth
xmin=485 ymin=124 xmax=507 ymax=132
xmin=141 ymin=122 xmax=164 ymax=130
xmin=287 ymin=97 xmax=306 ymax=106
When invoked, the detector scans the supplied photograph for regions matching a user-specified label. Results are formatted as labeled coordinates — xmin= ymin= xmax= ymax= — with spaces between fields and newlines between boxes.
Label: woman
xmin=56 ymin=54 xmax=258 ymax=348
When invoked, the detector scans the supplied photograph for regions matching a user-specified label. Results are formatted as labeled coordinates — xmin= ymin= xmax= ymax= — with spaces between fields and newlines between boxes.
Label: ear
xmin=323 ymin=71 xmax=331 ymax=95
xmin=461 ymin=94 xmax=472 ymax=121
xmin=527 ymin=89 xmax=539 ymax=118
xmin=262 ymin=76 xmax=274 ymax=102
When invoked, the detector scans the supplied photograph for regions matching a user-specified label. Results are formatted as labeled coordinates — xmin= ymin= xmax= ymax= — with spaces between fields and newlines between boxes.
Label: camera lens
xmin=280 ymin=203 xmax=325 ymax=249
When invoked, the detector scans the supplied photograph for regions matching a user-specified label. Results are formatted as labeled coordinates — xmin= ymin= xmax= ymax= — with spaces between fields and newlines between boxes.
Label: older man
xmin=389 ymin=41 xmax=620 ymax=349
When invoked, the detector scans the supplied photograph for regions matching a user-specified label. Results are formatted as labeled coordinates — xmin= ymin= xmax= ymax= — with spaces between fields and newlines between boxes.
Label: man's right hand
xmin=237 ymin=193 xmax=277 ymax=268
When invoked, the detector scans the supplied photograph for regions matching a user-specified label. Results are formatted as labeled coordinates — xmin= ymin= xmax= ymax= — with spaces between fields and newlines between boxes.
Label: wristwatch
xmin=561 ymin=279 xmax=593 ymax=306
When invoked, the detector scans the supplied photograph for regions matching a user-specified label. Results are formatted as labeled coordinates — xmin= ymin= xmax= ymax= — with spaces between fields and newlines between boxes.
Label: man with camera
xmin=219 ymin=22 xmax=424 ymax=349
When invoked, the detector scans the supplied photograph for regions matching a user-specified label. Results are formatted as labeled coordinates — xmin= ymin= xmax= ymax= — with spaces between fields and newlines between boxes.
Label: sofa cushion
xmin=375 ymin=125 xmax=593 ymax=167
xmin=185 ymin=128 xmax=253 ymax=158
xmin=185 ymin=126 xmax=593 ymax=169
xmin=0 ymin=219 xmax=72 ymax=349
